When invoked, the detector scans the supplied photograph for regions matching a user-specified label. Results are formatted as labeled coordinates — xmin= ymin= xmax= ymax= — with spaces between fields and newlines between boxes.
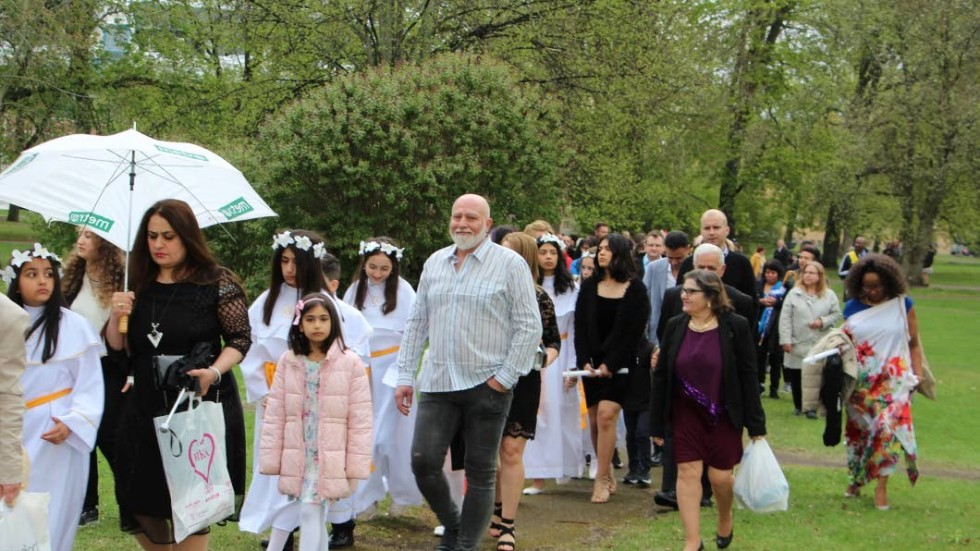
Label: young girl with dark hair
xmin=260 ymin=294 xmax=373 ymax=551
xmin=5 ymin=243 xmax=103 ymax=551
xmin=343 ymin=237 xmax=423 ymax=521
xmin=239 ymin=229 xmax=330 ymax=550
xmin=523 ymin=234 xmax=587 ymax=495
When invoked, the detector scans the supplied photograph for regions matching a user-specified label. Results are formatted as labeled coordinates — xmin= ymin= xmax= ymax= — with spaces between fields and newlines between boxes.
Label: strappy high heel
xmin=489 ymin=502 xmax=503 ymax=538
xmin=496 ymin=518 xmax=516 ymax=551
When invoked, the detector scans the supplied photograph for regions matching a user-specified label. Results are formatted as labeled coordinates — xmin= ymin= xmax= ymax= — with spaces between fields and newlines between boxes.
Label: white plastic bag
xmin=0 ymin=491 xmax=52 ymax=551
xmin=733 ymin=439 xmax=789 ymax=512
xmin=154 ymin=398 xmax=235 ymax=543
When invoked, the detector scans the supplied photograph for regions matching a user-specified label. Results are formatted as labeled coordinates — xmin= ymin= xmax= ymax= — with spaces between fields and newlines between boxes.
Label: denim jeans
xmin=623 ymin=409 xmax=651 ymax=476
xmin=411 ymin=383 xmax=513 ymax=551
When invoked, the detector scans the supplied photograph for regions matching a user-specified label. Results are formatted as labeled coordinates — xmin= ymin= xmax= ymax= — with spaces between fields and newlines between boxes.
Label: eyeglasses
xmin=681 ymin=288 xmax=704 ymax=296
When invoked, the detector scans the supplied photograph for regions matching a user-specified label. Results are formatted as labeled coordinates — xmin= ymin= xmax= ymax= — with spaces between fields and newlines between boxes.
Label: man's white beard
xmin=452 ymin=227 xmax=488 ymax=251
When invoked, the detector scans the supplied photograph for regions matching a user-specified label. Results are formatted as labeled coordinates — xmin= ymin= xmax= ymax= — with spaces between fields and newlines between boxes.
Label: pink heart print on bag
xmin=189 ymin=433 xmax=216 ymax=485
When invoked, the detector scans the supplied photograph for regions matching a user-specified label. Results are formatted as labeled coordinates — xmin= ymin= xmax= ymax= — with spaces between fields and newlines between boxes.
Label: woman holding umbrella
xmin=107 ymin=199 xmax=251 ymax=550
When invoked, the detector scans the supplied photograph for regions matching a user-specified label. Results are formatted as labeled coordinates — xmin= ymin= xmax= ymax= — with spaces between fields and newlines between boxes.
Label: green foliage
xmin=246 ymin=53 xmax=564 ymax=282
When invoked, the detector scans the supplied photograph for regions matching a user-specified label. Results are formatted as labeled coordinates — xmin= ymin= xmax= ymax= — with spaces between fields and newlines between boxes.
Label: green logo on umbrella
xmin=0 ymin=153 xmax=38 ymax=177
xmin=69 ymin=211 xmax=115 ymax=232
xmin=154 ymin=144 xmax=208 ymax=161
xmin=219 ymin=197 xmax=254 ymax=220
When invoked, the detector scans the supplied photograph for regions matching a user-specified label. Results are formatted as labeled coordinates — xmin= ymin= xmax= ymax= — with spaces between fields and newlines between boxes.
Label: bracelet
xmin=208 ymin=366 xmax=223 ymax=385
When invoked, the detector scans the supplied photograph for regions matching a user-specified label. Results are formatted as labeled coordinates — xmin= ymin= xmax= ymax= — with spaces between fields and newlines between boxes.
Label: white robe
xmin=343 ymin=278 xmax=422 ymax=512
xmin=239 ymin=285 xmax=374 ymax=533
xmin=22 ymin=305 xmax=103 ymax=551
xmin=523 ymin=278 xmax=589 ymax=480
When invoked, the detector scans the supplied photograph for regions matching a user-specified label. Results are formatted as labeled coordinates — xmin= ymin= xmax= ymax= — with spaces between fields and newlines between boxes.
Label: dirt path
xmin=347 ymin=450 xmax=980 ymax=551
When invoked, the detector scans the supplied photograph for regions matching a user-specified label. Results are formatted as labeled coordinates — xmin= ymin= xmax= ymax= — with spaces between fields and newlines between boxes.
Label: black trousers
xmin=83 ymin=356 xmax=126 ymax=511
xmin=783 ymin=367 xmax=803 ymax=412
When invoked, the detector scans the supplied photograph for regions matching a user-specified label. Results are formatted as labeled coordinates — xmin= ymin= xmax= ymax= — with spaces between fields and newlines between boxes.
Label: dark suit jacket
xmin=678 ymin=251 xmax=759 ymax=315
xmin=649 ymin=312 xmax=767 ymax=439
xmin=656 ymin=284 xmax=755 ymax=343
xmin=574 ymin=276 xmax=651 ymax=372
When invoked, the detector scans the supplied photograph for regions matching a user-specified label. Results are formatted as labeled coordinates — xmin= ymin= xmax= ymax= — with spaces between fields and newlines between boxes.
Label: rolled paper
xmin=562 ymin=368 xmax=629 ymax=378
xmin=803 ymin=348 xmax=842 ymax=365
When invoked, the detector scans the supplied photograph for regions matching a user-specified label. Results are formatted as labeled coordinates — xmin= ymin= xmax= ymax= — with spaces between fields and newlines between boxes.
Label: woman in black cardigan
xmin=574 ymin=233 xmax=650 ymax=504
xmin=650 ymin=270 xmax=766 ymax=551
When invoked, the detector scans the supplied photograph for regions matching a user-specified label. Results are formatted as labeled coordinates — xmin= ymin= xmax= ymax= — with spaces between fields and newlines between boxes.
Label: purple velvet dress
xmin=671 ymin=327 xmax=743 ymax=469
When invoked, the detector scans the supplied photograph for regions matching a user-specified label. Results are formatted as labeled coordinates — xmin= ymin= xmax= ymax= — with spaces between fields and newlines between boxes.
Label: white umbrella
xmin=0 ymin=127 xmax=277 ymax=332
xmin=0 ymin=127 xmax=277 ymax=252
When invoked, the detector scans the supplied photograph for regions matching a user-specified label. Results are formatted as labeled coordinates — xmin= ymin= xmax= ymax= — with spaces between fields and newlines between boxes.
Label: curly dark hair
xmin=845 ymin=253 xmax=907 ymax=300
xmin=761 ymin=259 xmax=786 ymax=281
xmin=62 ymin=231 xmax=126 ymax=309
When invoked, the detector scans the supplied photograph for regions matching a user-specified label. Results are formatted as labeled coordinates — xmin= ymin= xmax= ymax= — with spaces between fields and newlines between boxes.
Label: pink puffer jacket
xmin=259 ymin=343 xmax=373 ymax=499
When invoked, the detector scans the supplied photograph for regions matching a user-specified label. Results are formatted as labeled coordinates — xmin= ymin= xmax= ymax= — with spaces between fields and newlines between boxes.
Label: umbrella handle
xmin=119 ymin=314 xmax=129 ymax=334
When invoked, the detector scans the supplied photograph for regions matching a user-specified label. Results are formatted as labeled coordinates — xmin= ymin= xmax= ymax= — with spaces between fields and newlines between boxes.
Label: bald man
xmin=678 ymin=209 xmax=758 ymax=320
xmin=0 ymin=293 xmax=29 ymax=506
xmin=395 ymin=194 xmax=542 ymax=551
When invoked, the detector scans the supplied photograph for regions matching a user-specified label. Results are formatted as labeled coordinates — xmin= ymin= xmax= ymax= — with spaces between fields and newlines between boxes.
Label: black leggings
xmin=783 ymin=368 xmax=803 ymax=411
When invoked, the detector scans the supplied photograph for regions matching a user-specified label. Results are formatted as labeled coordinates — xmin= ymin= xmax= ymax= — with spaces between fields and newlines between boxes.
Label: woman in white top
xmin=523 ymin=234 xmax=585 ymax=494
xmin=779 ymin=261 xmax=842 ymax=416
xmin=344 ymin=237 xmax=422 ymax=521
xmin=62 ymin=228 xmax=126 ymax=526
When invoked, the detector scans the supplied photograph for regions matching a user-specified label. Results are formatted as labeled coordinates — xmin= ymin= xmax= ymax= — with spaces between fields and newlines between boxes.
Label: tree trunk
xmin=822 ymin=202 xmax=842 ymax=267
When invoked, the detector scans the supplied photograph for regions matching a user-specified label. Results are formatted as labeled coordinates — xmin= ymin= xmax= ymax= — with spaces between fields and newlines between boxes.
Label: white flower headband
xmin=537 ymin=233 xmax=566 ymax=252
xmin=272 ymin=231 xmax=327 ymax=259
xmin=2 ymin=243 xmax=62 ymax=286
xmin=359 ymin=240 xmax=404 ymax=261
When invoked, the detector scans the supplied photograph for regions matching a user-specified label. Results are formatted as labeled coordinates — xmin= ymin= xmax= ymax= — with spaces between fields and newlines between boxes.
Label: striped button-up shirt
xmin=397 ymin=238 xmax=543 ymax=392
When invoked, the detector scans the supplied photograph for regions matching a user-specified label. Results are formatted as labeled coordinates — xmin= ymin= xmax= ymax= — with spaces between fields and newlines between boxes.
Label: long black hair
xmin=351 ymin=236 xmax=402 ymax=315
xmin=264 ymin=230 xmax=327 ymax=325
xmin=7 ymin=248 xmax=67 ymax=363
xmin=536 ymin=237 xmax=574 ymax=295
xmin=595 ymin=233 xmax=637 ymax=283
xmin=287 ymin=293 xmax=346 ymax=356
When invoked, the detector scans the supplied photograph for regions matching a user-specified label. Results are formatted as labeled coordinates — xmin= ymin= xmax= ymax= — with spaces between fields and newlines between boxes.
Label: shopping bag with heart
xmin=154 ymin=397 xmax=235 ymax=542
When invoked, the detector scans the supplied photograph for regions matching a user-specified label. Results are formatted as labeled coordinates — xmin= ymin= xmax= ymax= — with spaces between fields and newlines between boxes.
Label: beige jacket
xmin=801 ymin=329 xmax=859 ymax=413
xmin=0 ymin=294 xmax=29 ymax=486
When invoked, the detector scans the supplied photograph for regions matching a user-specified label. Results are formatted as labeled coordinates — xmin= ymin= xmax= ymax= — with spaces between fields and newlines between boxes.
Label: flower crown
xmin=537 ymin=233 xmax=566 ymax=252
xmin=272 ymin=231 xmax=327 ymax=259
xmin=359 ymin=240 xmax=404 ymax=261
xmin=2 ymin=243 xmax=62 ymax=286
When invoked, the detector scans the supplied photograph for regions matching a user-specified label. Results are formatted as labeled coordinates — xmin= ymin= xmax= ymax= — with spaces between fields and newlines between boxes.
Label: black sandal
xmin=489 ymin=503 xmax=503 ymax=538
xmin=496 ymin=519 xmax=516 ymax=551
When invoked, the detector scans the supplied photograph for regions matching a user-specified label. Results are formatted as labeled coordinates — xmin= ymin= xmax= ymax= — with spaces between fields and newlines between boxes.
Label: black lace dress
xmin=114 ymin=272 xmax=251 ymax=544
xmin=504 ymin=288 xmax=560 ymax=439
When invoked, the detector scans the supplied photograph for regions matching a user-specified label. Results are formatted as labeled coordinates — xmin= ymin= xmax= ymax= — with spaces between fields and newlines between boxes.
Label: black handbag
xmin=152 ymin=342 xmax=214 ymax=392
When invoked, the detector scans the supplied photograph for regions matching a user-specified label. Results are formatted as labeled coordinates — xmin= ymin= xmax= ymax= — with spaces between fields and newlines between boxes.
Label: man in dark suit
xmin=773 ymin=239 xmax=792 ymax=268
xmin=653 ymin=243 xmax=756 ymax=511
xmin=677 ymin=209 xmax=758 ymax=323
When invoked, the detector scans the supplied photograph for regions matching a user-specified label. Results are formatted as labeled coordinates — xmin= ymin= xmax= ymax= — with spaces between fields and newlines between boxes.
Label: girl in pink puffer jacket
xmin=260 ymin=293 xmax=373 ymax=551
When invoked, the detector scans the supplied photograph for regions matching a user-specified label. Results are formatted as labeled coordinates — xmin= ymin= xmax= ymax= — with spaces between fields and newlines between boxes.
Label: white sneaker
xmin=522 ymin=486 xmax=544 ymax=496
xmin=433 ymin=525 xmax=445 ymax=537
xmin=589 ymin=461 xmax=598 ymax=480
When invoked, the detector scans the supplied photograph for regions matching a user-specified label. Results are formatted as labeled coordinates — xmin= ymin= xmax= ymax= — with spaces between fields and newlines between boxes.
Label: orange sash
xmin=26 ymin=388 xmax=72 ymax=409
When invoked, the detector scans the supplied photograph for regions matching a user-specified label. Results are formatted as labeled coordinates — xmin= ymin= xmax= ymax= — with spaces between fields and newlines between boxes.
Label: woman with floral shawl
xmin=841 ymin=254 xmax=924 ymax=510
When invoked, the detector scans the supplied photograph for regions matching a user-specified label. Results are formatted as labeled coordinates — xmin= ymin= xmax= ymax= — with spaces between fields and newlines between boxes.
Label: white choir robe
xmin=523 ymin=279 xmax=588 ymax=480
xmin=239 ymin=285 xmax=374 ymax=533
xmin=344 ymin=278 xmax=423 ymax=514
xmin=22 ymin=306 xmax=103 ymax=551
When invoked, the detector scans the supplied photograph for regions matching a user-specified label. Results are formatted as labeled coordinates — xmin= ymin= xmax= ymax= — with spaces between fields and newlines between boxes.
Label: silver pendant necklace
xmin=148 ymin=284 xmax=179 ymax=349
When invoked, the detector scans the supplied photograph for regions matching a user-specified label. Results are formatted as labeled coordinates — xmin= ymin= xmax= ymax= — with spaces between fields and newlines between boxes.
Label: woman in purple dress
xmin=651 ymin=270 xmax=766 ymax=551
